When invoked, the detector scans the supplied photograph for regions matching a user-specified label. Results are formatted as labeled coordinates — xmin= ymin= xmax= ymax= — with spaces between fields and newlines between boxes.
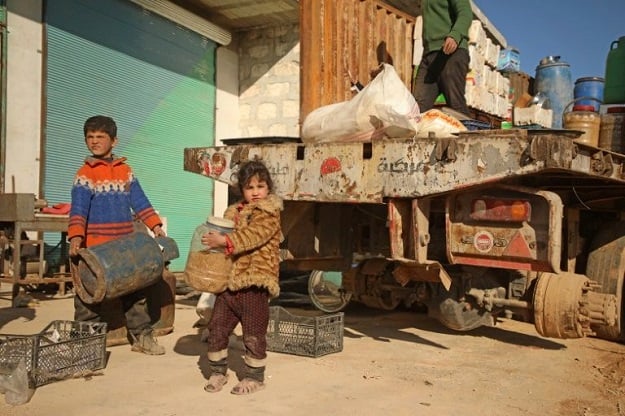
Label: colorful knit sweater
xmin=421 ymin=0 xmax=472 ymax=54
xmin=68 ymin=156 xmax=162 ymax=248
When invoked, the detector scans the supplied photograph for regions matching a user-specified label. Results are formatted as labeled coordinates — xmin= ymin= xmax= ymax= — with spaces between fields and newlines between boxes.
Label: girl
xmin=201 ymin=160 xmax=283 ymax=395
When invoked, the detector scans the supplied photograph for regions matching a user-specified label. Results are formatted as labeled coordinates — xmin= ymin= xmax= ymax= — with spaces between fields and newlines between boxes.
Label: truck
xmin=183 ymin=127 xmax=625 ymax=342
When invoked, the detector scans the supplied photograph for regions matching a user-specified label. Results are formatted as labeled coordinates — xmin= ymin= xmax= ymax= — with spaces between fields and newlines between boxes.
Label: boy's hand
xmin=152 ymin=225 xmax=166 ymax=237
xmin=69 ymin=237 xmax=83 ymax=257
xmin=442 ymin=36 xmax=458 ymax=55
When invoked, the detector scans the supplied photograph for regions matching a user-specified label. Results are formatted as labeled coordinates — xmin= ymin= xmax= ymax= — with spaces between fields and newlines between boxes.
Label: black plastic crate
xmin=0 ymin=320 xmax=107 ymax=387
xmin=266 ymin=306 xmax=343 ymax=358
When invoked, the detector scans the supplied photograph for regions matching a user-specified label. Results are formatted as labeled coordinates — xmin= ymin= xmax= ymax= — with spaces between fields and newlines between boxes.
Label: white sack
xmin=301 ymin=63 xmax=420 ymax=144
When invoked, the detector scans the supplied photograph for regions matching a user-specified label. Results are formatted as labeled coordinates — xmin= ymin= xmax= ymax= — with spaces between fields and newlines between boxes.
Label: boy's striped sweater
xmin=68 ymin=156 xmax=162 ymax=247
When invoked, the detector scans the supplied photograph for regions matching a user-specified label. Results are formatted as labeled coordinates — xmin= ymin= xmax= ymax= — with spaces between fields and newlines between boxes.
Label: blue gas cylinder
xmin=73 ymin=232 xmax=179 ymax=304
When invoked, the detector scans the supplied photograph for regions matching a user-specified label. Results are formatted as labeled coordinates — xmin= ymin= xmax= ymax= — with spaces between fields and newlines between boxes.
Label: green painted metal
xmin=44 ymin=0 xmax=217 ymax=271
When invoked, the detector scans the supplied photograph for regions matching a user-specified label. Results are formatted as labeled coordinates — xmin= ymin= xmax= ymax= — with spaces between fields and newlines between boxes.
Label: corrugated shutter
xmin=44 ymin=0 xmax=217 ymax=271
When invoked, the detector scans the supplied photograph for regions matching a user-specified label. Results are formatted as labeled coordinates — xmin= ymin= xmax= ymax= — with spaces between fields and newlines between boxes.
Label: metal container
xmin=599 ymin=106 xmax=625 ymax=153
xmin=535 ymin=56 xmax=574 ymax=128
xmin=72 ymin=232 xmax=179 ymax=304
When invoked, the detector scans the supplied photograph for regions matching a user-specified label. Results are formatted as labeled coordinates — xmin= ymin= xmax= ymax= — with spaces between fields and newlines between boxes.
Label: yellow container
xmin=599 ymin=107 xmax=625 ymax=154
xmin=564 ymin=108 xmax=601 ymax=147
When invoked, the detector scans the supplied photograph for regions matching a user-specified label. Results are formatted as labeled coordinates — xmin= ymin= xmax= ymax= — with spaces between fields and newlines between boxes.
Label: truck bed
xmin=183 ymin=129 xmax=625 ymax=204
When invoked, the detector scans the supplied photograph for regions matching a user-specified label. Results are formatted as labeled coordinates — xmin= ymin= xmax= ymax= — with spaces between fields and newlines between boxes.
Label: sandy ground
xmin=1 ymin=281 xmax=624 ymax=416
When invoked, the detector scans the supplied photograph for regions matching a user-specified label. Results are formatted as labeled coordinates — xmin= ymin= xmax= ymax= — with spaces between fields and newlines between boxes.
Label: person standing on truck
xmin=201 ymin=159 xmax=283 ymax=395
xmin=413 ymin=0 xmax=472 ymax=117
xmin=68 ymin=115 xmax=167 ymax=355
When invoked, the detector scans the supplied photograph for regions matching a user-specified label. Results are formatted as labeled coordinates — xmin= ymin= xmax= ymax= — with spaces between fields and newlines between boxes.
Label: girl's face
xmin=242 ymin=175 xmax=269 ymax=203
xmin=85 ymin=129 xmax=117 ymax=158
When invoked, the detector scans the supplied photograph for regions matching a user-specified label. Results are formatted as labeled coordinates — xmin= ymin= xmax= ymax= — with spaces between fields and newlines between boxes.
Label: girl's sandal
xmin=204 ymin=374 xmax=229 ymax=393
xmin=230 ymin=378 xmax=265 ymax=395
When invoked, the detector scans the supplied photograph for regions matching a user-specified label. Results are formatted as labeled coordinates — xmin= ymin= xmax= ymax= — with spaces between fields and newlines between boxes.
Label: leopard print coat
xmin=223 ymin=193 xmax=283 ymax=298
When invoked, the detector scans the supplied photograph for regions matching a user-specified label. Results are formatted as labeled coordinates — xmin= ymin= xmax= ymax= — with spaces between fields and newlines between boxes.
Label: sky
xmin=473 ymin=0 xmax=625 ymax=82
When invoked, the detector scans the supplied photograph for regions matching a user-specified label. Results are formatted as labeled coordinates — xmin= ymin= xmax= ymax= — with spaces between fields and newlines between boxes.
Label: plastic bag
xmin=196 ymin=292 xmax=216 ymax=325
xmin=0 ymin=358 xmax=35 ymax=405
xmin=302 ymin=63 xmax=420 ymax=143
xmin=415 ymin=109 xmax=467 ymax=138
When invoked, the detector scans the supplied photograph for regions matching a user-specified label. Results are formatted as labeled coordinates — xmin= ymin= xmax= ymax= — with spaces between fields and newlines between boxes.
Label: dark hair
xmin=237 ymin=160 xmax=273 ymax=194
xmin=84 ymin=115 xmax=117 ymax=138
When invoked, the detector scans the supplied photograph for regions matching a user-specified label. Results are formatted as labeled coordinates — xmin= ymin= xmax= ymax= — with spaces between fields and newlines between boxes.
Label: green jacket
xmin=422 ymin=0 xmax=472 ymax=54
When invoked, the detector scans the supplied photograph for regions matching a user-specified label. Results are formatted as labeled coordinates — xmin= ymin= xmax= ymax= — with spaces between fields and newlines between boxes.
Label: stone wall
xmin=238 ymin=23 xmax=301 ymax=138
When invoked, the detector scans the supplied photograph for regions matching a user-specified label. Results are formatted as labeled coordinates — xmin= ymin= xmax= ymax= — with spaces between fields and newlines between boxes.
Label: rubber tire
xmin=586 ymin=222 xmax=625 ymax=341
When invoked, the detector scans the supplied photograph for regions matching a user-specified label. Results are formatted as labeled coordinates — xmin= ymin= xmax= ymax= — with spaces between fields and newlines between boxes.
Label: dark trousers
xmin=413 ymin=48 xmax=470 ymax=116
xmin=74 ymin=288 xmax=152 ymax=336
xmin=207 ymin=286 xmax=270 ymax=362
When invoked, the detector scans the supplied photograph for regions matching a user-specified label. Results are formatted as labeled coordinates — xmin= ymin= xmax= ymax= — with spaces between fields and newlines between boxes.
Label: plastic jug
xmin=183 ymin=216 xmax=234 ymax=293
xmin=604 ymin=36 xmax=625 ymax=104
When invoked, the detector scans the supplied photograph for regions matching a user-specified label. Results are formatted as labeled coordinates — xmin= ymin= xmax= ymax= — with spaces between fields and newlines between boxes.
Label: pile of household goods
xmin=301 ymin=63 xmax=467 ymax=144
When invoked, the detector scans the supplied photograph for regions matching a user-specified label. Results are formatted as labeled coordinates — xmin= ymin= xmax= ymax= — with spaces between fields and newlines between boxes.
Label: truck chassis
xmin=184 ymin=129 xmax=624 ymax=341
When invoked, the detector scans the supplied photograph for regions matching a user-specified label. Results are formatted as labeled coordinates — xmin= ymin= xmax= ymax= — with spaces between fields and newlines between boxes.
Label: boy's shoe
xmin=131 ymin=330 xmax=165 ymax=355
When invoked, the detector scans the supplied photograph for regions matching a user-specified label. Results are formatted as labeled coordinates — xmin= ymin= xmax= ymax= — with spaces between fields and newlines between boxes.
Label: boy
xmin=69 ymin=115 xmax=166 ymax=355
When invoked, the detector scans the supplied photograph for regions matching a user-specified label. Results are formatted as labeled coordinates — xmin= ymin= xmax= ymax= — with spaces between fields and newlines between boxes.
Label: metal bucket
xmin=72 ymin=232 xmax=179 ymax=304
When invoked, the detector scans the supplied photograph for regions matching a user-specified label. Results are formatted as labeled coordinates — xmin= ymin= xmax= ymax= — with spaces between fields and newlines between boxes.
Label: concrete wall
xmin=5 ymin=0 xmax=42 ymax=196
xmin=214 ymin=44 xmax=240 ymax=217
xmin=238 ymin=23 xmax=301 ymax=138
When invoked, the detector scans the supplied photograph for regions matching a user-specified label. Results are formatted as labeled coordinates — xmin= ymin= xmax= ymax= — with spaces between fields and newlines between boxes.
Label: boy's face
xmin=242 ymin=175 xmax=269 ymax=203
xmin=85 ymin=129 xmax=117 ymax=158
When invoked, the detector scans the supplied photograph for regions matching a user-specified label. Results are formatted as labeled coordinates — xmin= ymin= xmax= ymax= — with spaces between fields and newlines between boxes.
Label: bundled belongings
xmin=302 ymin=64 xmax=421 ymax=143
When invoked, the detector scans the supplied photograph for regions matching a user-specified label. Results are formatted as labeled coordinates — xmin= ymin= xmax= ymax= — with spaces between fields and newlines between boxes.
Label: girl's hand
xmin=202 ymin=231 xmax=226 ymax=250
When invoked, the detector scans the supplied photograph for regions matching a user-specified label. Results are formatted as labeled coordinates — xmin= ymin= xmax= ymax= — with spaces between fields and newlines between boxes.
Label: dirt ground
xmin=1 ymin=280 xmax=624 ymax=416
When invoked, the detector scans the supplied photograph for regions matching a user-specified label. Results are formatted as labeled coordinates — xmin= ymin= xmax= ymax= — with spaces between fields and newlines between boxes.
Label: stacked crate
xmin=466 ymin=20 xmax=510 ymax=119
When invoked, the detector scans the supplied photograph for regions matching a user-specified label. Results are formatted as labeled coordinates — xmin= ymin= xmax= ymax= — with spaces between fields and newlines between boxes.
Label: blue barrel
xmin=72 ymin=232 xmax=179 ymax=304
xmin=535 ymin=56 xmax=574 ymax=128
xmin=574 ymin=77 xmax=604 ymax=112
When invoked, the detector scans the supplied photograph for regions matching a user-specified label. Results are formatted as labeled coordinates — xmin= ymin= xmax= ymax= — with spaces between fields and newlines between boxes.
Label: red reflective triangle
xmin=503 ymin=231 xmax=533 ymax=258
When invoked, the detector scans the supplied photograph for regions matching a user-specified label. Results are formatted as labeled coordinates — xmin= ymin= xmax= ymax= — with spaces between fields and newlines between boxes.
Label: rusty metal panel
xmin=184 ymin=132 xmax=625 ymax=202
xmin=183 ymin=144 xmax=301 ymax=197
xmin=446 ymin=187 xmax=563 ymax=273
xmin=300 ymin=0 xmax=415 ymax=123
xmin=295 ymin=142 xmax=374 ymax=201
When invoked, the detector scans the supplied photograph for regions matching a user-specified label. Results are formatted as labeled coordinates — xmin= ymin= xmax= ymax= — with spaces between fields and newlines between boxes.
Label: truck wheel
xmin=308 ymin=270 xmax=352 ymax=313
xmin=586 ymin=222 xmax=625 ymax=341
xmin=533 ymin=272 xmax=594 ymax=339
